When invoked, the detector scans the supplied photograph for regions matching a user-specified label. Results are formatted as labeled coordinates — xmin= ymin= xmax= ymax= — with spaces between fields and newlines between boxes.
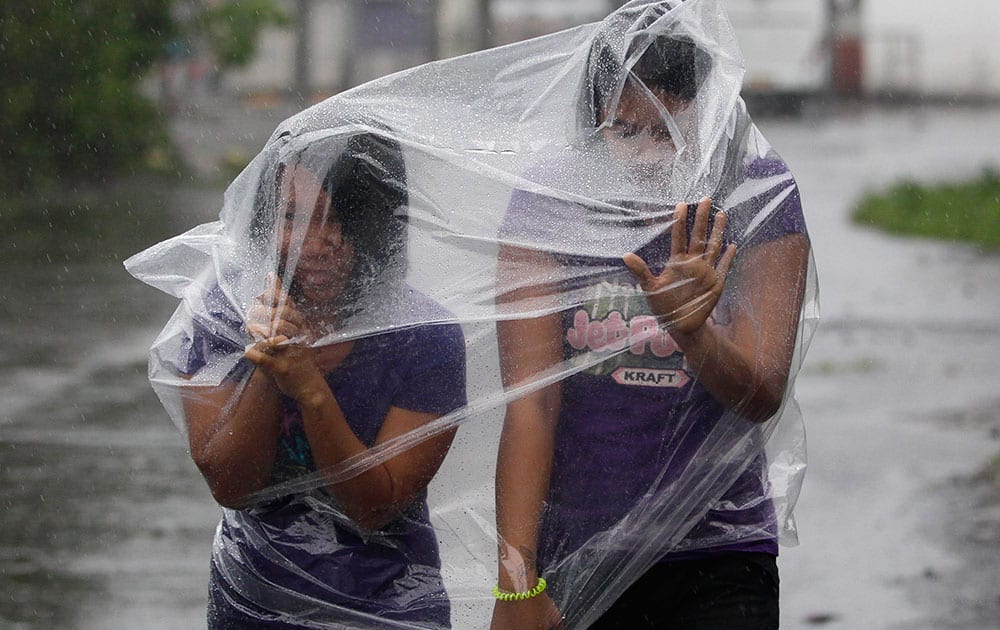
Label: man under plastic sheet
xmin=125 ymin=0 xmax=818 ymax=628
xmin=491 ymin=4 xmax=811 ymax=630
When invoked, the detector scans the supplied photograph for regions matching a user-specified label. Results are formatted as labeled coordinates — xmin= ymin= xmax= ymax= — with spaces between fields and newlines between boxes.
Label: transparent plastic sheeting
xmin=125 ymin=1 xmax=818 ymax=628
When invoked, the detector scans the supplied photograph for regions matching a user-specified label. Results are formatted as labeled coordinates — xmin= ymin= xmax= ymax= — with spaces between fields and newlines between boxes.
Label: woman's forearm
xmin=297 ymin=390 xmax=395 ymax=526
xmin=298 ymin=382 xmax=455 ymax=530
xmin=186 ymin=367 xmax=283 ymax=506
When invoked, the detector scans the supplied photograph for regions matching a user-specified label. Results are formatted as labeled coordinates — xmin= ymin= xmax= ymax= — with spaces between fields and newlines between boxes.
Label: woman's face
xmin=276 ymin=165 xmax=356 ymax=307
xmin=599 ymin=81 xmax=692 ymax=175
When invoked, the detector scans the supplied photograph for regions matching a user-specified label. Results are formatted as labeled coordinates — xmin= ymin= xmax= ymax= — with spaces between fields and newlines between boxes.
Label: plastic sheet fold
xmin=126 ymin=1 xmax=818 ymax=627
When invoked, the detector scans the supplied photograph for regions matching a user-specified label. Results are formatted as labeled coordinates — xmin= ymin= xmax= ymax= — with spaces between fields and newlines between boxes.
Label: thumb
xmin=245 ymin=340 xmax=274 ymax=367
xmin=623 ymin=253 xmax=655 ymax=287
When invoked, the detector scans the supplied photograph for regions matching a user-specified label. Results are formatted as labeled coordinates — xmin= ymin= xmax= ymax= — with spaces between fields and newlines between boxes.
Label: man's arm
xmin=492 ymin=244 xmax=565 ymax=629
xmin=672 ymin=232 xmax=809 ymax=421
xmin=624 ymin=199 xmax=809 ymax=421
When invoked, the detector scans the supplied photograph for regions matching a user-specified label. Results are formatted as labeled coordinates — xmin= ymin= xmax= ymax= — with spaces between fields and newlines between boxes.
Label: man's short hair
xmin=588 ymin=30 xmax=712 ymax=123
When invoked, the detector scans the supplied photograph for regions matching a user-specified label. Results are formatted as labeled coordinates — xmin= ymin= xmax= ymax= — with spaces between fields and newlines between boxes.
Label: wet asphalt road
xmin=765 ymin=105 xmax=1000 ymax=630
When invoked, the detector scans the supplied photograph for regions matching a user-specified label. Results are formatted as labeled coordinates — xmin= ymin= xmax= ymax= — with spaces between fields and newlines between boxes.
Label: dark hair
xmin=322 ymin=131 xmax=408 ymax=278
xmin=586 ymin=29 xmax=712 ymax=125
xmin=250 ymin=127 xmax=408 ymax=304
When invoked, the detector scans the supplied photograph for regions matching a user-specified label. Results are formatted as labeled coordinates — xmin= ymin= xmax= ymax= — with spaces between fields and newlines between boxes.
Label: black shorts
xmin=206 ymin=561 xmax=452 ymax=630
xmin=589 ymin=552 xmax=779 ymax=630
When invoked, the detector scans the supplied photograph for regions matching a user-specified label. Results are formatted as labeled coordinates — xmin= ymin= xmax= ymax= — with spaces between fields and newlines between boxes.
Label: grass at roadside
xmin=855 ymin=169 xmax=1000 ymax=494
xmin=852 ymin=168 xmax=1000 ymax=250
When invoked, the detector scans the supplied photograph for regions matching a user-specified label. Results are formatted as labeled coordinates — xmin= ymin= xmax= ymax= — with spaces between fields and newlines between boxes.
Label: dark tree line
xmin=0 ymin=1 xmax=285 ymax=191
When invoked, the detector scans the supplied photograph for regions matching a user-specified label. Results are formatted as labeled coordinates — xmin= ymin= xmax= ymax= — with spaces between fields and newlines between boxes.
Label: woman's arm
xmin=624 ymin=199 xmax=809 ymax=421
xmin=246 ymin=336 xmax=457 ymax=531
xmin=181 ymin=275 xmax=303 ymax=507
xmin=183 ymin=367 xmax=283 ymax=508
xmin=491 ymin=244 xmax=565 ymax=629
xmin=301 ymin=379 xmax=456 ymax=530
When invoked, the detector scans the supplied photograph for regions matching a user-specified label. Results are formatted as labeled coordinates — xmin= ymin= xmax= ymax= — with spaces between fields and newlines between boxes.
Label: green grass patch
xmin=852 ymin=168 xmax=1000 ymax=250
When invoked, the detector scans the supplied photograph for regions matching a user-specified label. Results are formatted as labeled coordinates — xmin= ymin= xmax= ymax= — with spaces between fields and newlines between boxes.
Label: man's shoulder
xmin=745 ymin=155 xmax=792 ymax=180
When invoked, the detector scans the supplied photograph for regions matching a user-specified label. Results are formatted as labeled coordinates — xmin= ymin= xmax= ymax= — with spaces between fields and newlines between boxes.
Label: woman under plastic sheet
xmin=491 ymin=8 xmax=810 ymax=630
xmin=127 ymin=0 xmax=818 ymax=627
xmin=146 ymin=131 xmax=467 ymax=628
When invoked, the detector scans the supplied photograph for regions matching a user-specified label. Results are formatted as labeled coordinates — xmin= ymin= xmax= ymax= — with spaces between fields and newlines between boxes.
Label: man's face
xmin=599 ymin=81 xmax=692 ymax=172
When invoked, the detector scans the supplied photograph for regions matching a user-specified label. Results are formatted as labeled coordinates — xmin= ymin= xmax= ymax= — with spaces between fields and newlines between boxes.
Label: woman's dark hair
xmin=323 ymin=130 xmax=408 ymax=277
xmin=249 ymin=127 xmax=409 ymax=305
xmin=586 ymin=29 xmax=712 ymax=125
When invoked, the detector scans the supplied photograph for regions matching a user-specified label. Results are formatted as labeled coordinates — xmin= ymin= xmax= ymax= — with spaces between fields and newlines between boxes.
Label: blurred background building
xmin=196 ymin=0 xmax=999 ymax=109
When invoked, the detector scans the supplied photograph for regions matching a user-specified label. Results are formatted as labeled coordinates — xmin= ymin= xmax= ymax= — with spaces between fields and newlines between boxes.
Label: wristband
xmin=492 ymin=577 xmax=547 ymax=601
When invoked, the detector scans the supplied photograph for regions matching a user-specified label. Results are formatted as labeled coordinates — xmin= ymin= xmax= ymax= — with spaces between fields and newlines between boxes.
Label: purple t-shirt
xmin=500 ymin=157 xmax=807 ymax=570
xmin=178 ymin=285 xmax=467 ymax=626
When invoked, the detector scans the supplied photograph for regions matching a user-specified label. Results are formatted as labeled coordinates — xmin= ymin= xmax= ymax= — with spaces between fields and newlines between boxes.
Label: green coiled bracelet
xmin=492 ymin=577 xmax=547 ymax=601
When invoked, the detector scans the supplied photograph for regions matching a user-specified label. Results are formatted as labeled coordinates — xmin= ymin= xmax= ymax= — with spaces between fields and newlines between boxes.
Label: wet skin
xmin=275 ymin=166 xmax=355 ymax=311
xmin=600 ymin=80 xmax=692 ymax=167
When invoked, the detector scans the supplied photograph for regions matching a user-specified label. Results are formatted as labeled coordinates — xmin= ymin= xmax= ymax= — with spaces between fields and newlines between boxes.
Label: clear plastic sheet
xmin=125 ymin=1 xmax=818 ymax=627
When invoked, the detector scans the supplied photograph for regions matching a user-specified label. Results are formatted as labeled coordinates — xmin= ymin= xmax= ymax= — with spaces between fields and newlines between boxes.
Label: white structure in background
xmin=716 ymin=0 xmax=1000 ymax=101
xmin=225 ymin=0 xmax=344 ymax=95
xmin=863 ymin=0 xmax=1000 ymax=99
xmin=226 ymin=0 xmax=443 ymax=96
xmin=220 ymin=0 xmax=1000 ymax=101
xmin=725 ymin=0 xmax=827 ymax=101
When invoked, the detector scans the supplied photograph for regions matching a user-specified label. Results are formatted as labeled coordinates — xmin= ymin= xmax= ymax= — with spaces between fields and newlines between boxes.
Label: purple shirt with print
xmin=176 ymin=285 xmax=466 ymax=627
xmin=500 ymin=157 xmax=807 ymax=572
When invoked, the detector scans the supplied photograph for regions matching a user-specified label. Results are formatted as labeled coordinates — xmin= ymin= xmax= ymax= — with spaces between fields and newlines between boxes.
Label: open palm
xmin=623 ymin=198 xmax=737 ymax=335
